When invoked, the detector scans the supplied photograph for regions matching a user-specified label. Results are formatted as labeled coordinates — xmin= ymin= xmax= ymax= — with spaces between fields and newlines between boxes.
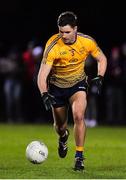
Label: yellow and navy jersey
xmin=42 ymin=32 xmax=102 ymax=88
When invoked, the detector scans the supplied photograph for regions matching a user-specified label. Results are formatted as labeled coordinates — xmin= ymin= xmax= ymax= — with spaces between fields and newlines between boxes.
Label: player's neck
xmin=66 ymin=33 xmax=77 ymax=45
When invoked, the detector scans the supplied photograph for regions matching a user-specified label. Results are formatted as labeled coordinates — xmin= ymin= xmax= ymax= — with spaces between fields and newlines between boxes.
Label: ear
xmin=74 ymin=26 xmax=77 ymax=32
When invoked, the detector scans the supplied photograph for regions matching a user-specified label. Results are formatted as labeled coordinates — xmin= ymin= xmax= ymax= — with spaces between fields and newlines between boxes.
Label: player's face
xmin=58 ymin=25 xmax=77 ymax=45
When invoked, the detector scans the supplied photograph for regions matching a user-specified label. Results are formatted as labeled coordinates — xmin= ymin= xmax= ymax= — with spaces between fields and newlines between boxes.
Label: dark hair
xmin=57 ymin=11 xmax=77 ymax=27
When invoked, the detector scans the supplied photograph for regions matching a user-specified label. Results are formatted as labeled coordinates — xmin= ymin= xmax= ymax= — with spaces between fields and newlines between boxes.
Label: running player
xmin=37 ymin=11 xmax=107 ymax=171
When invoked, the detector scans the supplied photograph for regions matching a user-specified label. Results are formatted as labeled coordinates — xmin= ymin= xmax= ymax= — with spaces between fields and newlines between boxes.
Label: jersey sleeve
xmin=42 ymin=48 xmax=55 ymax=66
xmin=87 ymin=38 xmax=102 ymax=58
xmin=42 ymin=34 xmax=59 ymax=65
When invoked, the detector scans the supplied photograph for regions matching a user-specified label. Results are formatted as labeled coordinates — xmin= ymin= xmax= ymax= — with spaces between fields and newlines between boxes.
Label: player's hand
xmin=41 ymin=92 xmax=56 ymax=111
xmin=91 ymin=75 xmax=103 ymax=95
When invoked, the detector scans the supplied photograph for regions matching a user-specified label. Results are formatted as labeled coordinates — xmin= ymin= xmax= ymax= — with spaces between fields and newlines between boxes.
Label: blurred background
xmin=0 ymin=0 xmax=126 ymax=126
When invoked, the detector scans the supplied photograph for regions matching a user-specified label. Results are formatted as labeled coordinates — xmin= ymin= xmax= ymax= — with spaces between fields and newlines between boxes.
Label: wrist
xmin=97 ymin=75 xmax=104 ymax=79
xmin=41 ymin=92 xmax=48 ymax=96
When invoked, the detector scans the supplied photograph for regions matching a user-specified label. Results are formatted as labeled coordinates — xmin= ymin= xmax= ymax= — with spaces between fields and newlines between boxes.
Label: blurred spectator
xmin=22 ymin=41 xmax=35 ymax=81
xmin=85 ymin=55 xmax=98 ymax=127
xmin=22 ymin=41 xmax=36 ymax=121
xmin=32 ymin=45 xmax=43 ymax=84
xmin=105 ymin=46 xmax=124 ymax=123
xmin=121 ymin=43 xmax=126 ymax=81
xmin=32 ymin=45 xmax=45 ymax=122
xmin=22 ymin=41 xmax=46 ymax=122
xmin=121 ymin=42 xmax=126 ymax=120
xmin=0 ymin=47 xmax=25 ymax=123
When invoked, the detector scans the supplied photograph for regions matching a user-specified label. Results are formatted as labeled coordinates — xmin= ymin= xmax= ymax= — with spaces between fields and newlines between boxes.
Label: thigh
xmin=52 ymin=106 xmax=68 ymax=126
xmin=69 ymin=91 xmax=87 ymax=117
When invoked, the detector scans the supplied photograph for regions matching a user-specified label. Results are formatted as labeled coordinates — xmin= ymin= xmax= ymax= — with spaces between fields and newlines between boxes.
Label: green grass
xmin=0 ymin=123 xmax=126 ymax=179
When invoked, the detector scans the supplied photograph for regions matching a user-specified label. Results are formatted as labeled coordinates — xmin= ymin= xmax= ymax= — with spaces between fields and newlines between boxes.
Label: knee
xmin=73 ymin=112 xmax=84 ymax=124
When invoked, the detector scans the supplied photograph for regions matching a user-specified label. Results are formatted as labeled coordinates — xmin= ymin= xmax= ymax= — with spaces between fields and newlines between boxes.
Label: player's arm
xmin=37 ymin=62 xmax=56 ymax=111
xmin=95 ymin=51 xmax=107 ymax=77
xmin=37 ymin=62 xmax=52 ymax=93
xmin=91 ymin=51 xmax=107 ymax=94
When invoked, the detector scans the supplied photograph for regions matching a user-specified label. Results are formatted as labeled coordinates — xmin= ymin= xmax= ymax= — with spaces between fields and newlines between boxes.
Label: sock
xmin=75 ymin=146 xmax=84 ymax=158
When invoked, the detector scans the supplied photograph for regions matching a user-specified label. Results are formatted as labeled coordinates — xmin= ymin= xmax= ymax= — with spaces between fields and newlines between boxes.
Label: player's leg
xmin=52 ymin=106 xmax=69 ymax=158
xmin=69 ymin=91 xmax=87 ymax=170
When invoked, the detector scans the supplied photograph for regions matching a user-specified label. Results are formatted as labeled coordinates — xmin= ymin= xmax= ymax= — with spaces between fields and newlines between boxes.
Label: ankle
xmin=75 ymin=151 xmax=83 ymax=159
xmin=75 ymin=146 xmax=84 ymax=159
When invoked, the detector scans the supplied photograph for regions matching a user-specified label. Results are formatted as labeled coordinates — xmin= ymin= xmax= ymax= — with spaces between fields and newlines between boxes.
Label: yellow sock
xmin=76 ymin=146 xmax=84 ymax=152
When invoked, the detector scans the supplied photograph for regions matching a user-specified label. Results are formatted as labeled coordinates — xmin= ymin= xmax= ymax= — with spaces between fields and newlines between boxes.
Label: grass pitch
xmin=0 ymin=123 xmax=126 ymax=179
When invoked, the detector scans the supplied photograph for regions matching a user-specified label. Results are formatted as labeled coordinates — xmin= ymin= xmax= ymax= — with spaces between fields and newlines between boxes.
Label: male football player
xmin=37 ymin=11 xmax=107 ymax=171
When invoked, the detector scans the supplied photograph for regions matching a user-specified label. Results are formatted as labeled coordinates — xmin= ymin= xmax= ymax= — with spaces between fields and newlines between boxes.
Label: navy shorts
xmin=48 ymin=79 xmax=88 ymax=108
